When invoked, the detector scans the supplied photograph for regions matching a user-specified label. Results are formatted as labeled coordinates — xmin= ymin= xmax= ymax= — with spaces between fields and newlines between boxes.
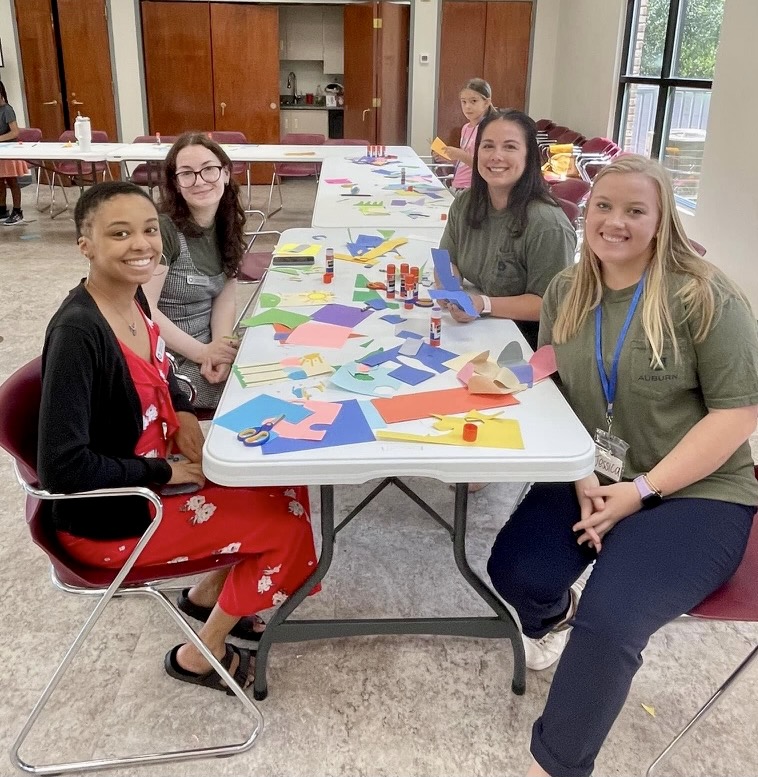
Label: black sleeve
xmin=38 ymin=324 xmax=172 ymax=494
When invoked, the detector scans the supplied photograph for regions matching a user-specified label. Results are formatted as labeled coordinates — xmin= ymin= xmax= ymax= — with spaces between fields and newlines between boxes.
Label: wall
xmin=549 ymin=0 xmax=626 ymax=138
xmin=685 ymin=0 xmax=758 ymax=308
xmin=0 ymin=0 xmax=26 ymax=126
xmin=408 ymin=0 xmax=439 ymax=152
xmin=109 ymin=0 xmax=144 ymax=143
xmin=527 ymin=0 xmax=559 ymax=120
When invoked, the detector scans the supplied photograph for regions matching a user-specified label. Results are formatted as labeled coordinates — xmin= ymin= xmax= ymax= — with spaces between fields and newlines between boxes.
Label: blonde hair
xmin=553 ymin=154 xmax=747 ymax=366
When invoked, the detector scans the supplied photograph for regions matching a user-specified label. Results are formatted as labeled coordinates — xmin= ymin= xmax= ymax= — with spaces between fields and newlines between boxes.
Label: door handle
xmin=71 ymin=100 xmax=84 ymax=106
xmin=362 ymin=108 xmax=371 ymax=121
xmin=43 ymin=100 xmax=58 ymax=106
xmin=220 ymin=101 xmax=227 ymax=116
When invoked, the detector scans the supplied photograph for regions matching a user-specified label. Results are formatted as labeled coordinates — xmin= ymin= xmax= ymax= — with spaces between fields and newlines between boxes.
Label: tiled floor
xmin=0 ymin=181 xmax=756 ymax=776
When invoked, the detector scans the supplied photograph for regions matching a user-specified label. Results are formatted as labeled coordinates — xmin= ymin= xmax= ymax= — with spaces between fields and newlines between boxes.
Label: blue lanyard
xmin=595 ymin=275 xmax=646 ymax=430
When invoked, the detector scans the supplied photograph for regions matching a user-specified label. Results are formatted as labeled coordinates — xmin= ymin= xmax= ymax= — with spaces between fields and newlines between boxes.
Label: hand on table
xmin=167 ymin=458 xmax=205 ymax=488
xmin=573 ymin=480 xmax=642 ymax=551
xmin=170 ymin=411 xmax=205 ymax=463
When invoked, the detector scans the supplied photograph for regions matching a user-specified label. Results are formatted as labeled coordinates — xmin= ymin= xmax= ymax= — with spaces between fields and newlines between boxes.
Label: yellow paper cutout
xmin=274 ymin=243 xmax=321 ymax=258
xmin=376 ymin=410 xmax=524 ymax=449
xmin=334 ymin=237 xmax=407 ymax=266
xmin=430 ymin=137 xmax=451 ymax=160
xmin=641 ymin=704 xmax=656 ymax=718
xmin=233 ymin=353 xmax=333 ymax=388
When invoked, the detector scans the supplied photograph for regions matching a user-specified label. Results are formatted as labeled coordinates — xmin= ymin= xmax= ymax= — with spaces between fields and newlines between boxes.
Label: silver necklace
xmin=86 ymin=281 xmax=137 ymax=336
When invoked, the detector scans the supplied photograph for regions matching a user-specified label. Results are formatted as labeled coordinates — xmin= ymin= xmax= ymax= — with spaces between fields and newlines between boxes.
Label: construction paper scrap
xmin=413 ymin=343 xmax=458 ymax=373
xmin=274 ymin=400 xmax=341 ymax=441
xmin=357 ymin=400 xmax=387 ymax=429
xmin=260 ymin=292 xmax=280 ymax=308
xmin=240 ymin=309 xmax=310 ymax=329
xmin=430 ymin=248 xmax=461 ymax=291
xmin=273 ymin=243 xmax=321 ymax=257
xmin=396 ymin=330 xmax=424 ymax=340
xmin=430 ymin=136 xmax=451 ymax=160
xmin=274 ymin=331 xmax=290 ymax=341
xmin=377 ymin=229 xmax=395 ymax=239
xmin=311 ymin=303 xmax=373 ymax=328
xmin=330 ymin=362 xmax=402 ymax=396
xmin=428 ymin=289 xmax=478 ymax=318
xmin=395 ymin=318 xmax=427 ymax=337
xmin=530 ymin=345 xmax=558 ymax=382
xmin=381 ymin=314 xmax=406 ymax=324
xmin=349 ymin=237 xmax=408 ymax=263
xmin=371 ymin=386 xmax=518 ymax=424
xmin=355 ymin=274 xmax=371 ymax=288
xmin=457 ymin=362 xmax=475 ymax=385
xmin=376 ymin=410 xmax=524 ymax=450
xmin=359 ymin=345 xmax=402 ymax=367
xmin=388 ymin=364 xmax=435 ymax=386
xmin=261 ymin=399 xmax=375 ymax=455
xmin=260 ymin=290 xmax=336 ymax=308
xmin=358 ymin=202 xmax=390 ymax=216
xmin=459 ymin=351 xmax=527 ymax=395
xmin=641 ymin=704 xmax=656 ymax=718
xmin=334 ymin=252 xmax=380 ymax=266
xmin=353 ymin=288 xmax=382 ymax=304
xmin=356 ymin=235 xmax=384 ymax=248
xmin=360 ymin=339 xmax=375 ymax=349
xmin=365 ymin=297 xmax=388 ymax=311
xmin=444 ymin=351 xmax=488 ymax=372
xmin=325 ymin=178 xmax=352 ymax=184
xmin=509 ymin=362 xmax=534 ymax=387
xmin=233 ymin=354 xmax=333 ymax=388
xmin=399 ymin=338 xmax=423 ymax=357
xmin=391 ymin=199 xmax=406 ymax=206
xmin=285 ymin=320 xmax=354 ymax=349
xmin=498 ymin=341 xmax=525 ymax=366
xmin=214 ymin=394 xmax=311 ymax=434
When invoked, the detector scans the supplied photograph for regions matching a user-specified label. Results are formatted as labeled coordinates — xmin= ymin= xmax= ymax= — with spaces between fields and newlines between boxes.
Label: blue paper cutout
xmin=261 ymin=399 xmax=375 ymax=455
xmin=430 ymin=248 xmax=461 ymax=291
xmin=428 ymin=289 xmax=479 ymax=318
xmin=357 ymin=399 xmax=388 ymax=429
xmin=366 ymin=297 xmax=389 ymax=310
xmin=359 ymin=345 xmax=402 ymax=367
xmin=395 ymin=330 xmax=424 ymax=340
xmin=413 ymin=343 xmax=458 ymax=373
xmin=214 ymin=395 xmax=311 ymax=434
xmin=388 ymin=364 xmax=435 ymax=386
xmin=330 ymin=361 xmax=402 ymax=396
xmin=380 ymin=314 xmax=407 ymax=324
xmin=509 ymin=362 xmax=534 ymax=387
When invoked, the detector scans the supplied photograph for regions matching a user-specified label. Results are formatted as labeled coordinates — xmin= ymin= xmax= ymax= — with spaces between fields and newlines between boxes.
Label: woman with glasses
xmin=143 ymin=132 xmax=245 ymax=410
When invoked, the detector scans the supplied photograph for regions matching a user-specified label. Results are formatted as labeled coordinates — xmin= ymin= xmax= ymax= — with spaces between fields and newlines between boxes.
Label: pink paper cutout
xmin=275 ymin=400 xmax=341 ymax=441
xmin=285 ymin=320 xmax=354 ymax=349
xmin=529 ymin=345 xmax=558 ymax=382
xmin=457 ymin=362 xmax=475 ymax=385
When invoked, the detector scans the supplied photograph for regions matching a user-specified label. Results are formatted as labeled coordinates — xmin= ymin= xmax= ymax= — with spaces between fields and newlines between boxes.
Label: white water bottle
xmin=74 ymin=115 xmax=92 ymax=151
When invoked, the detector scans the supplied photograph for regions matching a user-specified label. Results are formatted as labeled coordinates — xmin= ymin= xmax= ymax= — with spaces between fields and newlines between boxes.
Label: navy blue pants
xmin=487 ymin=482 xmax=754 ymax=777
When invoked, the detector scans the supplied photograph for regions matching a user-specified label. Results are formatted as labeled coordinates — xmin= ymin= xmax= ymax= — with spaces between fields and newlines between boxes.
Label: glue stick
xmin=401 ymin=167 xmax=406 ymax=187
xmin=399 ymin=263 xmax=409 ymax=297
xmin=325 ymin=247 xmax=334 ymax=275
xmin=411 ymin=266 xmax=420 ymax=304
xmin=404 ymin=275 xmax=415 ymax=310
xmin=386 ymin=263 xmax=396 ymax=298
xmin=430 ymin=306 xmax=442 ymax=347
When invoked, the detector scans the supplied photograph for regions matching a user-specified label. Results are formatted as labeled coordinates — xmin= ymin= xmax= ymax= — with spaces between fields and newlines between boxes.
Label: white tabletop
xmin=311 ymin=155 xmax=454 ymax=229
xmin=203 ymin=228 xmax=594 ymax=487
xmin=105 ymin=143 xmax=415 ymax=164
xmin=0 ymin=141 xmax=126 ymax=161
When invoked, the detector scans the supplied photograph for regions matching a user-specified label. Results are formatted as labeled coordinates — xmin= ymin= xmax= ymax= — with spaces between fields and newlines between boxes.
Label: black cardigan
xmin=38 ymin=283 xmax=195 ymax=540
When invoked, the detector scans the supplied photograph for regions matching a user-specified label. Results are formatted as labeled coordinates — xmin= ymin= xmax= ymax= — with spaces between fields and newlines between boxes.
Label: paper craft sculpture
xmin=457 ymin=344 xmax=559 ymax=394
xmin=376 ymin=410 xmax=524 ymax=449
xmin=232 ymin=353 xmax=334 ymax=389
xmin=428 ymin=248 xmax=478 ymax=318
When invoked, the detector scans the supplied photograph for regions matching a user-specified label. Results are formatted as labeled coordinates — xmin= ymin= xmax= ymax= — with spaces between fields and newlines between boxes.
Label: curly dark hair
xmin=74 ymin=181 xmax=154 ymax=239
xmin=159 ymin=132 xmax=245 ymax=278
xmin=467 ymin=109 xmax=558 ymax=236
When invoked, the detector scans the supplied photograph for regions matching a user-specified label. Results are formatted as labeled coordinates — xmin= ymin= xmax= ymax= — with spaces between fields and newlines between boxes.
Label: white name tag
xmin=594 ymin=446 xmax=624 ymax=482
xmin=155 ymin=336 xmax=166 ymax=363
xmin=186 ymin=274 xmax=210 ymax=286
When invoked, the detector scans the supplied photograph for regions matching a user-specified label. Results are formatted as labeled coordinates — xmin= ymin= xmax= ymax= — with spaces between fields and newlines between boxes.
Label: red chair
xmin=555 ymin=130 xmax=586 ymax=146
xmin=323 ymin=138 xmax=372 ymax=146
xmin=550 ymin=178 xmax=591 ymax=206
xmin=0 ymin=358 xmax=263 ymax=775
xmin=125 ymin=134 xmax=177 ymax=198
xmin=49 ymin=130 xmax=112 ymax=217
xmin=535 ymin=119 xmax=555 ymax=132
xmin=646 ymin=469 xmax=758 ymax=775
xmin=576 ymin=138 xmax=622 ymax=183
xmin=556 ymin=197 xmax=581 ymax=228
xmin=210 ymin=130 xmax=253 ymax=210
xmin=268 ymin=132 xmax=326 ymax=216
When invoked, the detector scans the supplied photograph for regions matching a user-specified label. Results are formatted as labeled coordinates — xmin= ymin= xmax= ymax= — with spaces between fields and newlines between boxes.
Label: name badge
xmin=155 ymin=336 xmax=166 ymax=363
xmin=594 ymin=428 xmax=630 ymax=483
xmin=186 ymin=274 xmax=210 ymax=286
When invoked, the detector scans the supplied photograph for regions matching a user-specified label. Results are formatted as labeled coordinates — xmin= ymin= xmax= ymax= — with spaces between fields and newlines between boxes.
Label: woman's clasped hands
xmin=199 ymin=336 xmax=238 ymax=384
xmin=573 ymin=474 xmax=644 ymax=552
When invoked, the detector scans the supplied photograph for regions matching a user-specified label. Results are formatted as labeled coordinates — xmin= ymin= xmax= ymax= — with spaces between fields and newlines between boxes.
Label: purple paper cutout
xmin=311 ymin=303 xmax=373 ymax=328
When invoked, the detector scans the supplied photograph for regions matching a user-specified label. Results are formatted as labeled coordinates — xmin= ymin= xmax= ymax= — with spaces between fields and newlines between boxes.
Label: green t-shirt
xmin=539 ymin=268 xmax=758 ymax=506
xmin=159 ymin=214 xmax=223 ymax=277
xmin=438 ymin=189 xmax=576 ymax=299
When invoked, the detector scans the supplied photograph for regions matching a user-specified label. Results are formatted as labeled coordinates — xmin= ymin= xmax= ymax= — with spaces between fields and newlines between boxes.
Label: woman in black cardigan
xmin=39 ymin=181 xmax=319 ymax=693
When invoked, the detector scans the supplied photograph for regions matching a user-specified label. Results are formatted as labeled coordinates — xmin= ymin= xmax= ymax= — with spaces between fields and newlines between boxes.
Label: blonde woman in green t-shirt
xmin=487 ymin=155 xmax=758 ymax=777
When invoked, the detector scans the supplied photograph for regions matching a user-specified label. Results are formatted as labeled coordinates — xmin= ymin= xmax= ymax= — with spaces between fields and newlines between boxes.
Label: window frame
xmin=613 ymin=0 xmax=715 ymax=161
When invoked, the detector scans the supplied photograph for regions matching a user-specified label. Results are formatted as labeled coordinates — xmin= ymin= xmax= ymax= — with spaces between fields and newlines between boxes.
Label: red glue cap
xmin=462 ymin=423 xmax=478 ymax=442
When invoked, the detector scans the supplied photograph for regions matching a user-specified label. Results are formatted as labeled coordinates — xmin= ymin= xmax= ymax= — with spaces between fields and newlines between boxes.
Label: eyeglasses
xmin=175 ymin=165 xmax=224 ymax=187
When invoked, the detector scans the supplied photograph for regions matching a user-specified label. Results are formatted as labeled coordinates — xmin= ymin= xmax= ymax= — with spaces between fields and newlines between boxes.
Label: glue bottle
xmin=325 ymin=247 xmax=334 ymax=275
xmin=386 ymin=263 xmax=396 ymax=298
xmin=430 ymin=306 xmax=442 ymax=347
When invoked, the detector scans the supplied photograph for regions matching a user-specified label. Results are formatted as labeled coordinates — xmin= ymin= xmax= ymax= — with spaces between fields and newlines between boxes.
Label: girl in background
xmin=0 ymin=80 xmax=28 ymax=226
xmin=443 ymin=78 xmax=496 ymax=192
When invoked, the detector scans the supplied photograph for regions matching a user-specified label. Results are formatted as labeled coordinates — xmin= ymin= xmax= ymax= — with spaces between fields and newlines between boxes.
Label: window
xmin=614 ymin=0 xmax=725 ymax=206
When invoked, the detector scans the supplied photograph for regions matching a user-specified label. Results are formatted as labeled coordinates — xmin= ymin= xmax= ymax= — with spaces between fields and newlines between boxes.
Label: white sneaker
xmin=523 ymin=580 xmax=585 ymax=671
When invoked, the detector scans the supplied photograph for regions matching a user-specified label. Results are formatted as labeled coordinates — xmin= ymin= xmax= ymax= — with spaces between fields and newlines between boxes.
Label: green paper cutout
xmin=259 ymin=292 xmax=281 ymax=308
xmin=377 ymin=229 xmax=395 ymax=239
xmin=353 ymin=289 xmax=382 ymax=303
xmin=240 ymin=309 xmax=310 ymax=329
xmin=355 ymin=273 xmax=371 ymax=288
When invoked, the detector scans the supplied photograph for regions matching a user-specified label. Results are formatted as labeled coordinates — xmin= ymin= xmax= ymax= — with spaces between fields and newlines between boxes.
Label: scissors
xmin=237 ymin=414 xmax=285 ymax=447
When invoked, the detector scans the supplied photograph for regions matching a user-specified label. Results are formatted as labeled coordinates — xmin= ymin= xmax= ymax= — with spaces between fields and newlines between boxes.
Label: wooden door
xmin=210 ymin=3 xmax=279 ymax=184
xmin=483 ymin=2 xmax=532 ymax=112
xmin=141 ymin=1 xmax=215 ymax=136
xmin=343 ymin=3 xmax=377 ymax=143
xmin=376 ymin=2 xmax=409 ymax=145
xmin=436 ymin=2 xmax=486 ymax=147
xmin=57 ymin=0 xmax=118 ymax=140
xmin=13 ymin=0 xmax=65 ymax=139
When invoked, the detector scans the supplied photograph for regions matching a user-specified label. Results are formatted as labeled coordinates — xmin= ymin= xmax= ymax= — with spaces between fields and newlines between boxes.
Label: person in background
xmin=441 ymin=78 xmax=497 ymax=193
xmin=143 ymin=132 xmax=244 ymax=410
xmin=39 ymin=181 xmax=319 ymax=693
xmin=0 ymin=80 xmax=28 ymax=226
xmin=487 ymin=155 xmax=758 ymax=777
xmin=437 ymin=109 xmax=575 ymax=350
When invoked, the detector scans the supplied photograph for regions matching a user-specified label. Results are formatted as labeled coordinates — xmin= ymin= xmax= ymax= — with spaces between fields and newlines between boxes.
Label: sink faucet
xmin=286 ymin=71 xmax=297 ymax=101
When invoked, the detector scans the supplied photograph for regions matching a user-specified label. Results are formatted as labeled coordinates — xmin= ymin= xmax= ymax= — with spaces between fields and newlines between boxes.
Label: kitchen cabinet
xmin=280 ymin=109 xmax=329 ymax=138
xmin=279 ymin=5 xmax=323 ymax=60
xmin=322 ymin=6 xmax=344 ymax=74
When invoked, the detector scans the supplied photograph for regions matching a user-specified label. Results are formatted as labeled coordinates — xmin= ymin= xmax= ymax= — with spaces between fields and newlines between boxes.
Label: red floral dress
xmin=57 ymin=311 xmax=319 ymax=617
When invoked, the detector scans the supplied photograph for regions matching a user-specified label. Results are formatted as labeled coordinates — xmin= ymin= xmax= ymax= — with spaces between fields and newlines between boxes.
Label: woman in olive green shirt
xmin=437 ymin=110 xmax=575 ymax=350
xmin=488 ymin=155 xmax=758 ymax=777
